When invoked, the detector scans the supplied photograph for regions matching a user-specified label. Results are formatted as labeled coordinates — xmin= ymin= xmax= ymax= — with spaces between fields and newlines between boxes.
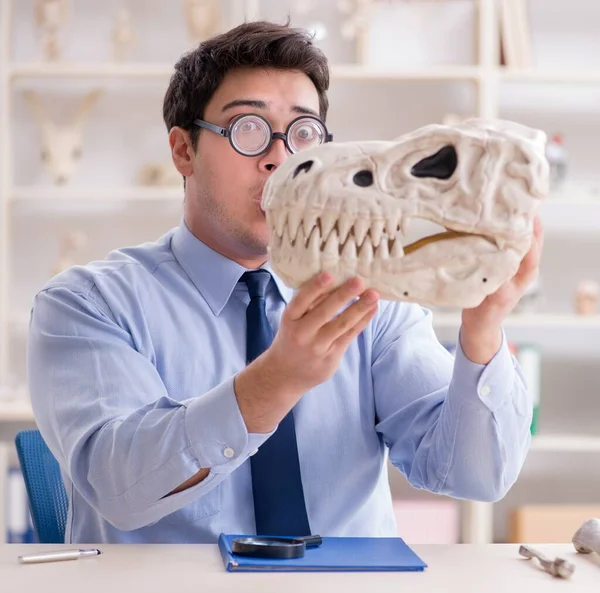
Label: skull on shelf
xmin=23 ymin=90 xmax=102 ymax=186
xmin=574 ymin=280 xmax=599 ymax=316
xmin=262 ymin=119 xmax=549 ymax=309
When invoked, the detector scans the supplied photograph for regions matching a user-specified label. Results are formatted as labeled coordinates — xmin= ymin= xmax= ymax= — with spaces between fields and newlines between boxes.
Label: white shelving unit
xmin=10 ymin=187 xmax=183 ymax=202
xmin=433 ymin=312 xmax=600 ymax=331
xmin=1 ymin=0 xmax=599 ymax=544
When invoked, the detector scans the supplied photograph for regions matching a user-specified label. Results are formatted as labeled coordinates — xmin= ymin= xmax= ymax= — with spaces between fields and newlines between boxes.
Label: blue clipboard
xmin=218 ymin=533 xmax=428 ymax=573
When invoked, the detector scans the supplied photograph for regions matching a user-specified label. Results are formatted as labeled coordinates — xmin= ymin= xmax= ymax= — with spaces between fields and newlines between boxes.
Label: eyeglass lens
xmin=230 ymin=114 xmax=326 ymax=155
xmin=230 ymin=115 xmax=272 ymax=156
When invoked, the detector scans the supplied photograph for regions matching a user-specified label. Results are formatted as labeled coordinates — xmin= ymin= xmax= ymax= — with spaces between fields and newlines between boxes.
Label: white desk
xmin=1 ymin=543 xmax=598 ymax=592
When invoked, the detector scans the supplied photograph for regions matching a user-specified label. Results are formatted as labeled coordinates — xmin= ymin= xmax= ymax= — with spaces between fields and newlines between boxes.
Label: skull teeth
xmin=400 ymin=216 xmax=411 ymax=236
xmin=337 ymin=213 xmax=354 ymax=244
xmin=353 ymin=218 xmax=370 ymax=246
xmin=390 ymin=237 xmax=404 ymax=258
xmin=385 ymin=213 xmax=401 ymax=237
xmin=287 ymin=209 xmax=303 ymax=242
xmin=376 ymin=239 xmax=389 ymax=259
xmin=320 ymin=211 xmax=338 ymax=239
xmin=369 ymin=220 xmax=385 ymax=247
xmin=279 ymin=212 xmax=406 ymax=260
xmin=302 ymin=211 xmax=319 ymax=238
xmin=494 ymin=236 xmax=506 ymax=250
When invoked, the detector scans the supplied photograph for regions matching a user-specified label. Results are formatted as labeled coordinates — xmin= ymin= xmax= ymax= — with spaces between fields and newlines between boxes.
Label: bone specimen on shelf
xmin=112 ymin=7 xmax=138 ymax=62
xmin=442 ymin=113 xmax=475 ymax=127
xmin=34 ymin=0 xmax=69 ymax=61
xmin=262 ymin=119 xmax=549 ymax=308
xmin=23 ymin=90 xmax=103 ymax=186
xmin=294 ymin=0 xmax=318 ymax=15
xmin=137 ymin=162 xmax=182 ymax=187
xmin=52 ymin=231 xmax=87 ymax=276
xmin=183 ymin=0 xmax=222 ymax=44
xmin=574 ymin=279 xmax=599 ymax=316
xmin=337 ymin=0 xmax=374 ymax=40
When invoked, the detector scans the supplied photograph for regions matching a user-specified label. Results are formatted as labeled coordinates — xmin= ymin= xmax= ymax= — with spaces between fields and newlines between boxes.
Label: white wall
xmin=2 ymin=0 xmax=600 ymax=543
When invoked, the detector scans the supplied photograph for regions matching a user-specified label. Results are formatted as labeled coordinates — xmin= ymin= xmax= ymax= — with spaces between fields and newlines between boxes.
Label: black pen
xmin=18 ymin=548 xmax=102 ymax=564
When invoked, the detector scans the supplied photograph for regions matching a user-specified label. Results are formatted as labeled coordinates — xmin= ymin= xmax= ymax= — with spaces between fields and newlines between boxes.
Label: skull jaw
xmin=268 ymin=234 xmax=526 ymax=308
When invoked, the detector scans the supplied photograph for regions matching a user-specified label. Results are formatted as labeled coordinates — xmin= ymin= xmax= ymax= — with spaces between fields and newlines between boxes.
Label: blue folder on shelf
xmin=218 ymin=533 xmax=428 ymax=573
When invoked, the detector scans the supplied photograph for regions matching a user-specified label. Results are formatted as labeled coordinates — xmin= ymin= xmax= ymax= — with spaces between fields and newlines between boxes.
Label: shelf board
xmin=0 ymin=398 xmax=34 ymax=422
xmin=331 ymin=64 xmax=481 ymax=82
xmin=500 ymin=68 xmax=600 ymax=84
xmin=541 ymin=196 xmax=600 ymax=231
xmin=9 ymin=62 xmax=174 ymax=80
xmin=8 ymin=62 xmax=481 ymax=82
xmin=433 ymin=313 xmax=600 ymax=331
xmin=10 ymin=186 xmax=183 ymax=202
xmin=8 ymin=63 xmax=600 ymax=86
xmin=531 ymin=434 xmax=600 ymax=452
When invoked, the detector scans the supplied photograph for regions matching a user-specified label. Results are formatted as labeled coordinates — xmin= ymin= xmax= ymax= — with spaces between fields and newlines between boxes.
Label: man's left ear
xmin=169 ymin=126 xmax=195 ymax=178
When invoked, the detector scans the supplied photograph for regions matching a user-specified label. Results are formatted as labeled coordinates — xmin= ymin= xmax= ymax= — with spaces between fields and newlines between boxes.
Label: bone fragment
xmin=518 ymin=545 xmax=575 ymax=579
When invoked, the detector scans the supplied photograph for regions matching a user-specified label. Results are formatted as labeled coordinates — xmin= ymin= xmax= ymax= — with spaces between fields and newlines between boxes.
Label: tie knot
xmin=241 ymin=270 xmax=272 ymax=299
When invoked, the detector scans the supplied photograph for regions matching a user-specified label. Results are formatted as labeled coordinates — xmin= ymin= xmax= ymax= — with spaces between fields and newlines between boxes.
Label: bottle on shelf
xmin=516 ymin=344 xmax=542 ymax=435
xmin=545 ymin=133 xmax=568 ymax=195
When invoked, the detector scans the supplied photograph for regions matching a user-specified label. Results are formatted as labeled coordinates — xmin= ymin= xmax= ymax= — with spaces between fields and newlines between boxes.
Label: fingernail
xmin=364 ymin=291 xmax=379 ymax=305
xmin=349 ymin=277 xmax=362 ymax=290
xmin=320 ymin=272 xmax=332 ymax=285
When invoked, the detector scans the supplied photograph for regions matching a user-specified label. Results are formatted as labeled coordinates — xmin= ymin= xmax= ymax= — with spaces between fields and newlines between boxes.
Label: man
xmin=28 ymin=21 xmax=542 ymax=544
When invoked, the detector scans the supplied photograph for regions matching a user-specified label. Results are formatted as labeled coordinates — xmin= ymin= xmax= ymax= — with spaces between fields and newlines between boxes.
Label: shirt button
xmin=223 ymin=447 xmax=235 ymax=458
xmin=479 ymin=385 xmax=491 ymax=397
xmin=250 ymin=449 xmax=258 ymax=456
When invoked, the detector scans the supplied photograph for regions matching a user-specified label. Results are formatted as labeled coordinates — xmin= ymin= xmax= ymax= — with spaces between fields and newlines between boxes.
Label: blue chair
xmin=14 ymin=429 xmax=68 ymax=544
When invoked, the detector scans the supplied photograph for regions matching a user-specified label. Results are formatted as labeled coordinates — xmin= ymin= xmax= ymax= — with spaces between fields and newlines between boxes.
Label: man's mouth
xmin=253 ymin=199 xmax=266 ymax=214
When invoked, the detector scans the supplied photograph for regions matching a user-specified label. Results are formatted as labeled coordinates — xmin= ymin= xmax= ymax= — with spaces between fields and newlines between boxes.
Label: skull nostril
xmin=293 ymin=160 xmax=313 ymax=178
xmin=353 ymin=170 xmax=373 ymax=187
xmin=410 ymin=145 xmax=458 ymax=180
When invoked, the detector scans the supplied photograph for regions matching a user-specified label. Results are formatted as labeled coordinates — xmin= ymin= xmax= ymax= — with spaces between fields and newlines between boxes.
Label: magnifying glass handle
xmin=299 ymin=535 xmax=323 ymax=548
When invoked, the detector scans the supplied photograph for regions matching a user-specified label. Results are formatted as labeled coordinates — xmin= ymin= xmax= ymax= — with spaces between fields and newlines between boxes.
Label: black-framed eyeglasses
xmin=193 ymin=113 xmax=333 ymax=157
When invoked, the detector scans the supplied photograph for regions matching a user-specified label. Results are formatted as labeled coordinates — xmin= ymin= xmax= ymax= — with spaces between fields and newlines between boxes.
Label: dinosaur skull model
xmin=262 ymin=119 xmax=549 ymax=308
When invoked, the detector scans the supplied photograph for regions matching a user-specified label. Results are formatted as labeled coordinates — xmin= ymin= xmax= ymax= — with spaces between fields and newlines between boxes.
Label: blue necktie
xmin=241 ymin=270 xmax=311 ymax=536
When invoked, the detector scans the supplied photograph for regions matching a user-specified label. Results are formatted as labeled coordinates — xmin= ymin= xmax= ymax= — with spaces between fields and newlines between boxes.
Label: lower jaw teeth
xmin=273 ymin=220 xmax=500 ymax=262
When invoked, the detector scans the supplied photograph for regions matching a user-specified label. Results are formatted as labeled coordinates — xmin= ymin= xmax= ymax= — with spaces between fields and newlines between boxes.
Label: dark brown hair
xmin=163 ymin=20 xmax=330 ymax=151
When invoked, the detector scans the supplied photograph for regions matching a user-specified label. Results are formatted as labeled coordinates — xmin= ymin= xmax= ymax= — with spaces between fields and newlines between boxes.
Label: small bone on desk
xmin=518 ymin=545 xmax=575 ymax=579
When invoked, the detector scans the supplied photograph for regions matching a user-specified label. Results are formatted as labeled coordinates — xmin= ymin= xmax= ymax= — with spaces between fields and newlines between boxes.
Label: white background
xmin=2 ymin=0 xmax=600 ymax=543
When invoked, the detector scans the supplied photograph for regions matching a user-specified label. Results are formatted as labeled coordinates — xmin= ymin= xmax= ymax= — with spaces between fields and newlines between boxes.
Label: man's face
xmin=185 ymin=67 xmax=322 ymax=264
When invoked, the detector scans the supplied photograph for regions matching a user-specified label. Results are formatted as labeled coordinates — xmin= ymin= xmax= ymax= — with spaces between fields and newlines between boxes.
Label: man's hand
xmin=460 ymin=215 xmax=544 ymax=364
xmin=234 ymin=273 xmax=379 ymax=433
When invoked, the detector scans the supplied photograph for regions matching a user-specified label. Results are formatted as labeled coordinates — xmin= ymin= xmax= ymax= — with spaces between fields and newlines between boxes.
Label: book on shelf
xmin=515 ymin=344 xmax=542 ymax=435
xmin=499 ymin=0 xmax=532 ymax=69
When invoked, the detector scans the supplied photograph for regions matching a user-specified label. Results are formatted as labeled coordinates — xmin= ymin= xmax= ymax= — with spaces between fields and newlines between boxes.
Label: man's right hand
xmin=234 ymin=272 xmax=379 ymax=433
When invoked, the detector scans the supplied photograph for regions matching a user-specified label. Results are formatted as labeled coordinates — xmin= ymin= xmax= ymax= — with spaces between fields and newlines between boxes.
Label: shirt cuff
xmin=452 ymin=326 xmax=517 ymax=412
xmin=182 ymin=376 xmax=275 ymax=475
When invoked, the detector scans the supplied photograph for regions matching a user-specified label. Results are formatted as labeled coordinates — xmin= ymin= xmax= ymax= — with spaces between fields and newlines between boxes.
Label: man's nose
xmin=258 ymin=136 xmax=289 ymax=173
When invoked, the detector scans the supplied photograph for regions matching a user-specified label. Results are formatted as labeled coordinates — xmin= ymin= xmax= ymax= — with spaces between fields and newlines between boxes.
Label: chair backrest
xmin=15 ymin=429 xmax=68 ymax=544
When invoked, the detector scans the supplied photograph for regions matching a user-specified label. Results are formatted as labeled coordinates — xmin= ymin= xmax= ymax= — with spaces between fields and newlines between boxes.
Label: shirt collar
xmin=171 ymin=219 xmax=294 ymax=315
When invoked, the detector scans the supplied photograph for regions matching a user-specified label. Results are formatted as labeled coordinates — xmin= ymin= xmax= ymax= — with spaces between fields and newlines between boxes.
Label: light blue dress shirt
xmin=27 ymin=219 xmax=532 ymax=544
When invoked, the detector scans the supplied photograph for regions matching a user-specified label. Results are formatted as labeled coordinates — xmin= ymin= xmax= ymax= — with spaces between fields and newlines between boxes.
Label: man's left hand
xmin=459 ymin=215 xmax=544 ymax=364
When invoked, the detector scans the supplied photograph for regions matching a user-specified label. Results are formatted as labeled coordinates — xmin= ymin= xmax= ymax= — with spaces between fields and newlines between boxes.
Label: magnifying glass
xmin=231 ymin=534 xmax=323 ymax=559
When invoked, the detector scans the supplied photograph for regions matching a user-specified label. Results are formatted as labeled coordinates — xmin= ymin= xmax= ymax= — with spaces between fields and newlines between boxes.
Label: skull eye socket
xmin=411 ymin=145 xmax=458 ymax=180
xmin=353 ymin=170 xmax=373 ymax=187
xmin=293 ymin=160 xmax=314 ymax=178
